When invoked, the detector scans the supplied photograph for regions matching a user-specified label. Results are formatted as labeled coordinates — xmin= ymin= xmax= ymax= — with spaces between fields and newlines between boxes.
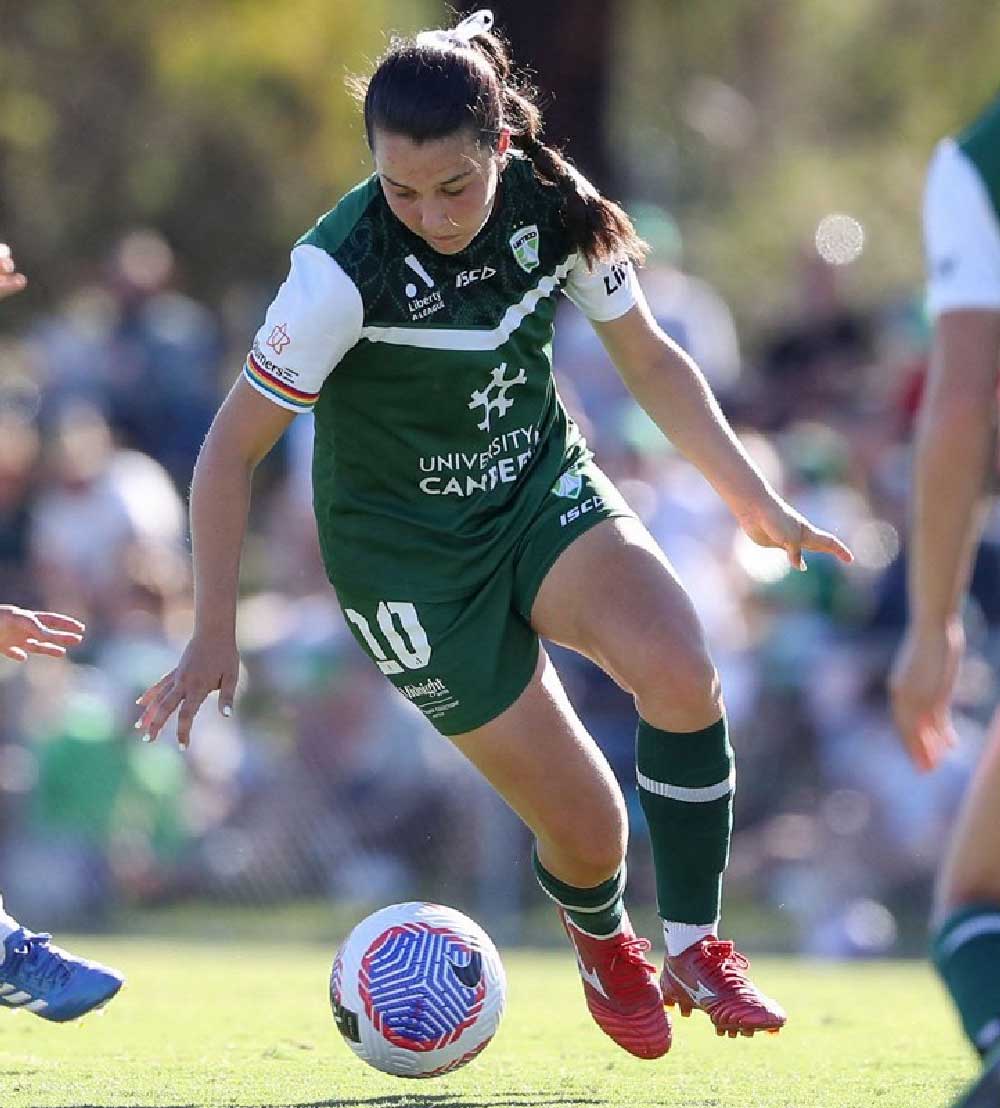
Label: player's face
xmin=373 ymin=127 xmax=510 ymax=255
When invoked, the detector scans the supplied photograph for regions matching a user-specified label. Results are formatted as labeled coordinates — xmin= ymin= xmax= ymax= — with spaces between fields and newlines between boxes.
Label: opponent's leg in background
xmin=532 ymin=515 xmax=785 ymax=1036
xmin=933 ymin=710 xmax=1000 ymax=1058
xmin=449 ymin=649 xmax=670 ymax=1059
xmin=0 ymin=893 xmax=124 ymax=1021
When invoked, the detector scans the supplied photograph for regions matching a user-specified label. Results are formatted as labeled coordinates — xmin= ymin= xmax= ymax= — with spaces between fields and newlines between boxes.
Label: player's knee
xmin=631 ymin=640 xmax=721 ymax=723
xmin=544 ymin=795 xmax=627 ymax=885
xmin=560 ymin=837 xmax=627 ymax=887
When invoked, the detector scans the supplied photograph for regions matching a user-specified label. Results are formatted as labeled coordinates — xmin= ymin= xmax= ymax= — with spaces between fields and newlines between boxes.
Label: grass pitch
xmin=0 ymin=936 xmax=975 ymax=1107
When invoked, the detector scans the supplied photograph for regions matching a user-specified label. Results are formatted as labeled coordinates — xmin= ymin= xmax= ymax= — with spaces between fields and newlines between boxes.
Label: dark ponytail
xmin=353 ymin=10 xmax=647 ymax=267
xmin=498 ymin=74 xmax=647 ymax=267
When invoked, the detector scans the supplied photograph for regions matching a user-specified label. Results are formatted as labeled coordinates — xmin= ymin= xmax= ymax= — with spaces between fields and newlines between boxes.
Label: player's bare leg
xmin=532 ymin=514 xmax=785 ymax=1037
xmin=937 ymin=710 xmax=1000 ymax=917
xmin=932 ymin=710 xmax=1000 ymax=1057
xmin=448 ymin=650 xmax=670 ymax=1059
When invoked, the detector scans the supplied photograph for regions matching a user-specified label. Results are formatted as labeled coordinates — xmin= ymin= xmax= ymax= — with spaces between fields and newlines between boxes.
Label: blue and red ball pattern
xmin=358 ymin=922 xmax=486 ymax=1051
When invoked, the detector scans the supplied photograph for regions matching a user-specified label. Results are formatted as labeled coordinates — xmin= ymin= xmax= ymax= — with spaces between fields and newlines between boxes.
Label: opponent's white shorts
xmin=924 ymin=137 xmax=1000 ymax=318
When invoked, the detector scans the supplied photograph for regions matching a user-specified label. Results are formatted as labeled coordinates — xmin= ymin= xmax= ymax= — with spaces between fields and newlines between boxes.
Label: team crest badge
xmin=510 ymin=225 xmax=540 ymax=273
xmin=551 ymin=471 xmax=583 ymax=500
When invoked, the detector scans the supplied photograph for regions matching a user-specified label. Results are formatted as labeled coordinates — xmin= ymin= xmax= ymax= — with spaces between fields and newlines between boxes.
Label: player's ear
xmin=496 ymin=127 xmax=511 ymax=161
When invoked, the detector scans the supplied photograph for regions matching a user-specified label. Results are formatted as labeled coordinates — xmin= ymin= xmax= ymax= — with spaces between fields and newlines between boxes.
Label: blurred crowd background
xmin=1 ymin=0 xmax=999 ymax=956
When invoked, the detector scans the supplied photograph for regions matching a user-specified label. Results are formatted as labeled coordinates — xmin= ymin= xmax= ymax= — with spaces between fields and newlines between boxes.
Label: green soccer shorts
xmin=335 ymin=460 xmax=635 ymax=736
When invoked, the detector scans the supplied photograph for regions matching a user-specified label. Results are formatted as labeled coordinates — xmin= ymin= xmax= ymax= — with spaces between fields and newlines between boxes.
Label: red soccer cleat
xmin=558 ymin=908 xmax=672 ymax=1059
xmin=660 ymin=936 xmax=786 ymax=1037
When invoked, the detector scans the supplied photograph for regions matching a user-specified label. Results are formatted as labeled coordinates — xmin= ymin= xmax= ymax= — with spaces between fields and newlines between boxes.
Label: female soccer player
xmin=890 ymin=93 xmax=1000 ymax=1107
xmin=137 ymin=11 xmax=851 ymax=1059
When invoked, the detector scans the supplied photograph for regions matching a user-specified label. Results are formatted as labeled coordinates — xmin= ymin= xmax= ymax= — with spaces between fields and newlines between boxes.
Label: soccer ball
xmin=329 ymin=901 xmax=506 ymax=1078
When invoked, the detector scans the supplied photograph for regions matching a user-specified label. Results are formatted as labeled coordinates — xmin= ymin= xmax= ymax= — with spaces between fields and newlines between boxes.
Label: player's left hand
xmin=733 ymin=495 xmax=854 ymax=571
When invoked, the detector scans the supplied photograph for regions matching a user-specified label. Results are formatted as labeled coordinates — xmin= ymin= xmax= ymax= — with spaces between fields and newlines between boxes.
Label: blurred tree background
xmin=0 ymin=0 xmax=432 ymax=308
xmin=1 ymin=0 xmax=998 ymax=325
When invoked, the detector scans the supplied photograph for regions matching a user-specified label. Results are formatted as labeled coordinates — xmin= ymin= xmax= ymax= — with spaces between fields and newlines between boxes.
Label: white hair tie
xmin=416 ymin=9 xmax=493 ymax=50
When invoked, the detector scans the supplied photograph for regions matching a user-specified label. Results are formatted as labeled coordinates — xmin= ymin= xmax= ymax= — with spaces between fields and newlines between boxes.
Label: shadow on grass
xmin=56 ymin=1098 xmax=606 ymax=1108
xmin=288 ymin=1098 xmax=606 ymax=1108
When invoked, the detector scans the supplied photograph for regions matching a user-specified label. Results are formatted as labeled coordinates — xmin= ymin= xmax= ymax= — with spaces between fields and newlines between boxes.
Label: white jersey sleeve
xmin=924 ymin=138 xmax=1000 ymax=318
xmin=243 ymin=243 xmax=364 ymax=411
xmin=562 ymin=253 xmax=641 ymax=322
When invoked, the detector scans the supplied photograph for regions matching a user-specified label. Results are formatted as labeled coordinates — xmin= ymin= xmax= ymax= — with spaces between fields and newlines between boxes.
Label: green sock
xmin=636 ymin=716 xmax=733 ymax=924
xmin=933 ymin=904 xmax=1000 ymax=1054
xmin=531 ymin=845 xmax=625 ymax=937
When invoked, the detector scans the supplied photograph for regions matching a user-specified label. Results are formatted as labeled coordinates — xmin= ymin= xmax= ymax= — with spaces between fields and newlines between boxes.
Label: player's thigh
xmin=529 ymin=513 xmax=720 ymax=721
xmin=336 ymin=579 xmax=625 ymax=868
xmin=336 ymin=576 xmax=537 ymax=737
xmin=447 ymin=646 xmax=627 ymax=878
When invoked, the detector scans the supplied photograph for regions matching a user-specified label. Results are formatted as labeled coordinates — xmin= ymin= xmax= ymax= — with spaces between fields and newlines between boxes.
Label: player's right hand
xmin=0 ymin=244 xmax=27 ymax=301
xmin=0 ymin=605 xmax=85 ymax=661
xmin=135 ymin=634 xmax=240 ymax=749
xmin=889 ymin=617 xmax=964 ymax=772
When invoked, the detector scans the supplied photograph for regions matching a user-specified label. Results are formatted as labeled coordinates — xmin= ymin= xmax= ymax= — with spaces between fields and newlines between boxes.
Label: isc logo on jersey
xmin=559 ymin=496 xmax=606 ymax=528
xmin=455 ymin=265 xmax=496 ymax=288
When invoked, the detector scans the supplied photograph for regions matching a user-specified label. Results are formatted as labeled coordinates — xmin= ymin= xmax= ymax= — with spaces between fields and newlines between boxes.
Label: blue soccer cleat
xmin=0 ymin=928 xmax=123 ymax=1021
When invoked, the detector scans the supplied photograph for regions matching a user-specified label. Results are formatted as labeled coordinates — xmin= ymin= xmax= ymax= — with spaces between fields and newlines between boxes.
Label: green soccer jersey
xmin=924 ymin=91 xmax=1000 ymax=319
xmin=957 ymin=92 xmax=1000 ymax=226
xmin=244 ymin=155 xmax=641 ymax=600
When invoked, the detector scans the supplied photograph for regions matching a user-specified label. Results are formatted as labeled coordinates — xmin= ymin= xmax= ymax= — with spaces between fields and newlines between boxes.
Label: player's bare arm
xmin=593 ymin=297 xmax=854 ymax=572
xmin=890 ymin=309 xmax=1000 ymax=771
xmin=0 ymin=243 xmax=27 ymax=300
xmin=136 ymin=378 xmax=296 ymax=747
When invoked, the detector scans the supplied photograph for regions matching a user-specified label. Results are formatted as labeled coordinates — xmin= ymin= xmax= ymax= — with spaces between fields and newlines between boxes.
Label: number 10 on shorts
xmin=344 ymin=602 xmax=432 ymax=674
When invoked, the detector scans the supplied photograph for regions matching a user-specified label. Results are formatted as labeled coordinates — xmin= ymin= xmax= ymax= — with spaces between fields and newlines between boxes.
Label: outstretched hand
xmin=135 ymin=634 xmax=240 ymax=749
xmin=0 ymin=605 xmax=85 ymax=661
xmin=0 ymin=244 xmax=27 ymax=301
xmin=734 ymin=495 xmax=854 ymax=572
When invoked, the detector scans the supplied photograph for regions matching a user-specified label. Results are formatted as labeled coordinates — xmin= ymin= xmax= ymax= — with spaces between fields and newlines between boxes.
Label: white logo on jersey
xmin=468 ymin=362 xmax=527 ymax=432
xmin=417 ymin=425 xmax=539 ymax=498
xmin=403 ymin=254 xmax=435 ymax=299
xmin=559 ymin=494 xmax=606 ymax=528
xmin=455 ymin=265 xmax=496 ymax=288
xmin=510 ymin=225 xmax=540 ymax=272
xmin=402 ymin=255 xmax=445 ymax=320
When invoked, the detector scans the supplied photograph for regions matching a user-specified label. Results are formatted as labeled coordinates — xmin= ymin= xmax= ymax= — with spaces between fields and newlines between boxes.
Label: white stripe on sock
xmin=535 ymin=867 xmax=626 ymax=914
xmin=976 ymin=1018 xmax=1000 ymax=1052
xmin=565 ymin=913 xmax=630 ymax=940
xmin=637 ymin=767 xmax=735 ymax=802
xmin=939 ymin=915 xmax=1000 ymax=959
